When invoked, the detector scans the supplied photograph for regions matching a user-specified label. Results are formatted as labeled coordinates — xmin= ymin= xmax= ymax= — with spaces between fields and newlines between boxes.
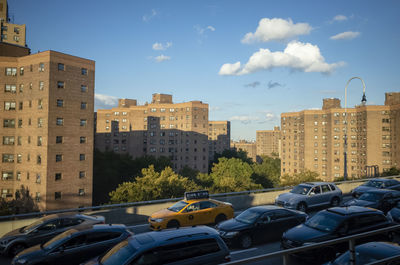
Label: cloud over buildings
xmin=152 ymin=42 xmax=172 ymax=51
xmin=330 ymin=31 xmax=360 ymax=40
xmin=95 ymin=94 xmax=118 ymax=110
xmin=155 ymin=55 xmax=171 ymax=62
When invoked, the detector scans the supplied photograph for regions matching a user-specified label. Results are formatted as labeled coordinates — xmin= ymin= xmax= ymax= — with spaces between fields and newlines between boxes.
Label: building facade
xmin=0 ymin=0 xmax=26 ymax=47
xmin=231 ymin=140 xmax=257 ymax=162
xmin=256 ymin=126 xmax=281 ymax=158
xmin=281 ymin=93 xmax=400 ymax=181
xmin=208 ymin=121 xmax=230 ymax=161
xmin=95 ymin=94 xmax=210 ymax=172
xmin=0 ymin=49 xmax=95 ymax=210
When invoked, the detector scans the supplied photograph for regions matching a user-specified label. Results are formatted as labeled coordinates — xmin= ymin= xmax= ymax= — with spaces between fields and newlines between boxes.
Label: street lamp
xmin=343 ymin=77 xmax=366 ymax=181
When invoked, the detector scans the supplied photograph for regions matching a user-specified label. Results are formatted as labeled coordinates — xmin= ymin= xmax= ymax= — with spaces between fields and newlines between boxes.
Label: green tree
xmin=382 ymin=167 xmax=400 ymax=177
xmin=252 ymin=155 xmax=281 ymax=188
xmin=280 ymin=170 xmax=322 ymax=187
xmin=0 ymin=186 xmax=39 ymax=216
xmin=109 ymin=166 xmax=198 ymax=203
xmin=210 ymin=157 xmax=262 ymax=193
xmin=212 ymin=149 xmax=253 ymax=166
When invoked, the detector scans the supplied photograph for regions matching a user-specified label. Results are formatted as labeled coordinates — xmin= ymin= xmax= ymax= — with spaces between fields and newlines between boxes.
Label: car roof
xmin=357 ymin=242 xmax=400 ymax=256
xmin=327 ymin=206 xmax=381 ymax=216
xmin=40 ymin=212 xmax=79 ymax=221
xmin=302 ymin=182 xmax=333 ymax=186
xmin=68 ymin=223 xmax=127 ymax=233
xmin=367 ymin=178 xmax=393 ymax=182
xmin=247 ymin=205 xmax=286 ymax=212
xmin=363 ymin=189 xmax=399 ymax=194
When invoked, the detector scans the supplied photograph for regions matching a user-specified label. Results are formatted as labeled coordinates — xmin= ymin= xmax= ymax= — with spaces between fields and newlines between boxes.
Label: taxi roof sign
xmin=184 ymin=190 xmax=209 ymax=200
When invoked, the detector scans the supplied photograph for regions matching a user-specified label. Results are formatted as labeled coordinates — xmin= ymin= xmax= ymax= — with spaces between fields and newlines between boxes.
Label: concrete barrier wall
xmin=0 ymin=178 xmax=391 ymax=237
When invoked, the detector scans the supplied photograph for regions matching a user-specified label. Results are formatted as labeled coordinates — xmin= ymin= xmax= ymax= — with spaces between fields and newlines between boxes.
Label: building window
xmin=78 ymin=189 xmax=85 ymax=196
xmin=19 ymin=84 xmax=24 ymax=92
xmin=5 ymin=67 xmax=17 ymax=76
xmin=81 ymin=102 xmax=87 ymax=109
xmin=58 ymin=63 xmax=65 ymax=71
xmin=36 ymin=174 xmax=41 ymax=183
xmin=80 ymin=119 xmax=87 ymax=126
xmin=56 ymin=118 xmax=64 ymax=126
xmin=37 ymin=136 xmax=42 ymax=146
xmin=37 ymin=155 xmax=41 ymax=164
xmin=35 ymin=192 xmax=41 ymax=202
xmin=19 ymin=67 xmax=24 ymax=75
xmin=3 ymin=119 xmax=15 ymax=128
xmin=2 ymin=154 xmax=14 ymax=163
xmin=2 ymin=172 xmax=13 ymax=180
xmin=55 ymin=192 xmax=61 ymax=200
xmin=80 ymin=136 xmax=86 ymax=144
xmin=39 ymin=63 xmax=45 ymax=72
xmin=56 ymin=154 xmax=62 ymax=162
xmin=38 ymin=118 xmax=44 ymax=128
xmin=79 ymin=171 xmax=86 ymax=178
xmin=57 ymin=81 xmax=65 ymax=88
xmin=81 ymin=68 xmax=88 ymax=75
xmin=55 ymin=173 xmax=62 ymax=181
xmin=80 ymin=154 xmax=86 ymax=161
xmin=81 ymin=85 xmax=87 ymax=92
xmin=5 ymin=84 xmax=17 ymax=93
xmin=56 ymin=136 xmax=63 ymax=144
xmin=39 ymin=81 xmax=44 ymax=90
xmin=4 ymin=101 xmax=16 ymax=110
xmin=57 ymin=99 xmax=64 ymax=107
xmin=38 ymin=99 xmax=43 ymax=109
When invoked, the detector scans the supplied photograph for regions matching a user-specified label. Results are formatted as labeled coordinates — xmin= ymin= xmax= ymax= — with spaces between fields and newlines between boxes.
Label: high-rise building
xmin=95 ymin=94 xmax=210 ymax=172
xmin=0 ymin=50 xmax=95 ymax=210
xmin=256 ymin=126 xmax=281 ymax=158
xmin=208 ymin=121 xmax=230 ymax=161
xmin=281 ymin=93 xmax=400 ymax=181
xmin=231 ymin=140 xmax=257 ymax=162
xmin=0 ymin=0 xmax=26 ymax=47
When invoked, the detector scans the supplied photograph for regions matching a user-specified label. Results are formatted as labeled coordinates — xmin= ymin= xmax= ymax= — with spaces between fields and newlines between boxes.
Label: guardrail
xmin=221 ymin=224 xmax=400 ymax=265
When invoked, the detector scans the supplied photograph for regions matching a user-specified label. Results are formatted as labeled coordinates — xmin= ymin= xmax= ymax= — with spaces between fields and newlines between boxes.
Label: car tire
xmin=331 ymin=197 xmax=340 ymax=207
xmin=239 ymin=234 xmax=252 ymax=249
xmin=8 ymin=243 xmax=25 ymax=257
xmin=215 ymin=214 xmax=227 ymax=224
xmin=297 ymin=202 xmax=307 ymax=212
xmin=166 ymin=220 xmax=180 ymax=228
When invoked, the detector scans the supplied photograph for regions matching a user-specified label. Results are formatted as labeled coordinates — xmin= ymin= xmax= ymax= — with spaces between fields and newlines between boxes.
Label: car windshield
xmin=42 ymin=229 xmax=78 ymax=250
xmin=21 ymin=220 xmax=44 ymax=233
xmin=358 ymin=192 xmax=384 ymax=202
xmin=332 ymin=251 xmax=380 ymax=265
xmin=305 ymin=211 xmax=341 ymax=232
xmin=100 ymin=240 xmax=136 ymax=265
xmin=235 ymin=209 xmax=262 ymax=224
xmin=167 ymin=201 xmax=189 ymax=212
xmin=363 ymin=180 xmax=384 ymax=188
xmin=290 ymin=185 xmax=311 ymax=195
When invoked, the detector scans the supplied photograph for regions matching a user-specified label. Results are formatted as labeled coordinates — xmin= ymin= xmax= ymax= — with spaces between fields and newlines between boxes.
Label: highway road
xmin=0 ymin=196 xmax=354 ymax=265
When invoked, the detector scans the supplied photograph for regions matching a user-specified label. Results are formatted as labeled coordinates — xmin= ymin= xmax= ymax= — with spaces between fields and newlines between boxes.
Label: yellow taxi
xmin=148 ymin=190 xmax=234 ymax=230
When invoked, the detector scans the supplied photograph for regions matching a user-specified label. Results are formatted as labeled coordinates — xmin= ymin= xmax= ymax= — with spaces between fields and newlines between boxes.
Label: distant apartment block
xmin=281 ymin=93 xmax=400 ymax=181
xmin=231 ymin=140 xmax=257 ymax=162
xmin=208 ymin=121 xmax=230 ymax=161
xmin=0 ymin=48 xmax=95 ymax=210
xmin=95 ymin=94 xmax=210 ymax=172
xmin=256 ymin=126 xmax=281 ymax=158
xmin=0 ymin=0 xmax=26 ymax=47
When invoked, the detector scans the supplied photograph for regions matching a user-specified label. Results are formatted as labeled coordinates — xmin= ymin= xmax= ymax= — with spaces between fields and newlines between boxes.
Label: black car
xmin=351 ymin=178 xmax=400 ymax=198
xmin=344 ymin=189 xmax=400 ymax=213
xmin=326 ymin=242 xmax=400 ymax=265
xmin=0 ymin=213 xmax=105 ymax=257
xmin=84 ymin=226 xmax=230 ymax=265
xmin=281 ymin=206 xmax=394 ymax=263
xmin=11 ymin=224 xmax=132 ymax=265
xmin=216 ymin=206 xmax=307 ymax=248
xmin=387 ymin=201 xmax=400 ymax=223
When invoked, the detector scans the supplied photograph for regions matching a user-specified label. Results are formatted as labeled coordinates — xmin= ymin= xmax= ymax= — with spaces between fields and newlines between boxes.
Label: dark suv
xmin=84 ymin=226 xmax=230 ymax=265
xmin=11 ymin=224 xmax=132 ymax=265
xmin=281 ymin=206 xmax=394 ymax=263
xmin=0 ymin=213 xmax=105 ymax=257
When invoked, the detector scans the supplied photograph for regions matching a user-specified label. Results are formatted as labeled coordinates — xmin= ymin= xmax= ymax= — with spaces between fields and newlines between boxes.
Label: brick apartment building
xmin=281 ymin=93 xmax=400 ymax=181
xmin=231 ymin=140 xmax=257 ymax=162
xmin=208 ymin=121 xmax=230 ymax=161
xmin=256 ymin=126 xmax=281 ymax=158
xmin=0 ymin=0 xmax=26 ymax=47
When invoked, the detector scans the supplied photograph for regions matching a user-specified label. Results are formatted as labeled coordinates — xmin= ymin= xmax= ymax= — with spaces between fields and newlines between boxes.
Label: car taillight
xmin=224 ymin=255 xmax=231 ymax=262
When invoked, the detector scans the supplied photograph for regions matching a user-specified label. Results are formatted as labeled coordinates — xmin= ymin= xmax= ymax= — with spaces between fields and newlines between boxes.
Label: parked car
xmin=275 ymin=182 xmax=342 ymax=212
xmin=344 ymin=189 xmax=400 ymax=213
xmin=387 ymin=201 xmax=400 ymax=223
xmin=325 ymin=242 xmax=400 ymax=265
xmin=83 ymin=226 xmax=230 ymax=265
xmin=216 ymin=205 xmax=307 ymax=248
xmin=351 ymin=178 xmax=400 ymax=198
xmin=0 ymin=213 xmax=105 ymax=257
xmin=11 ymin=224 xmax=132 ymax=265
xmin=148 ymin=190 xmax=234 ymax=230
xmin=281 ymin=206 xmax=394 ymax=263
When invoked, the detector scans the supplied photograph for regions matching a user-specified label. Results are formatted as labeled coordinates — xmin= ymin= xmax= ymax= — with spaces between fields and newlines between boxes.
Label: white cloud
xmin=230 ymin=115 xmax=259 ymax=124
xmin=210 ymin=106 xmax=221 ymax=111
xmin=195 ymin=25 xmax=216 ymax=35
xmin=95 ymin=94 xmax=118 ymax=110
xmin=207 ymin=26 xmax=216 ymax=32
xmin=242 ymin=18 xmax=312 ymax=44
xmin=155 ymin=54 xmax=171 ymax=62
xmin=333 ymin=15 xmax=348 ymax=22
xmin=152 ymin=42 xmax=172 ymax=51
xmin=143 ymin=9 xmax=157 ymax=22
xmin=330 ymin=31 xmax=360 ymax=40
xmin=219 ymin=41 xmax=344 ymax=75
xmin=264 ymin=111 xmax=277 ymax=121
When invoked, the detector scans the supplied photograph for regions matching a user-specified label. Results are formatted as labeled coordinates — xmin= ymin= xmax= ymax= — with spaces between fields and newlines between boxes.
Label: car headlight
xmin=15 ymin=258 xmax=27 ymax=264
xmin=224 ymin=231 xmax=239 ymax=238
xmin=152 ymin=218 xmax=164 ymax=223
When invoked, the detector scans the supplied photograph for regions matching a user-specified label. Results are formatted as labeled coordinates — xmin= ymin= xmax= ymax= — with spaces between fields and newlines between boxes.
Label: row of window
xmin=2 ymin=136 xmax=87 ymax=145
xmin=2 ymin=153 xmax=88 ymax=163
xmin=1 ymin=171 xmax=86 ymax=181
xmin=2 ymin=99 xmax=88 ymax=110
xmin=2 ymin=118 xmax=88 ymax=127
xmin=4 ymin=65 xmax=88 ymax=76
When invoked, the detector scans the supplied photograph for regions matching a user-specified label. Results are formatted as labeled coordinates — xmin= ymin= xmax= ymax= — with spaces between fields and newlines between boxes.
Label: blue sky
xmin=9 ymin=0 xmax=400 ymax=140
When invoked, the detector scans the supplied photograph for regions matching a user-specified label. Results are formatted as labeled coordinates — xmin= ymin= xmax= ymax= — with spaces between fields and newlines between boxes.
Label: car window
xmin=273 ymin=210 xmax=293 ymax=220
xmin=321 ymin=185 xmax=331 ymax=193
xmin=350 ymin=214 xmax=386 ymax=231
xmin=38 ymin=219 xmax=60 ymax=231
xmin=329 ymin=184 xmax=336 ymax=191
xmin=61 ymin=218 xmax=83 ymax=228
xmin=86 ymin=231 xmax=122 ymax=244
xmin=311 ymin=186 xmax=321 ymax=194
xmin=200 ymin=201 xmax=217 ymax=210
xmin=186 ymin=202 xmax=200 ymax=212
xmin=60 ymin=234 xmax=87 ymax=250
xmin=101 ymin=240 xmax=136 ymax=265
xmin=290 ymin=185 xmax=311 ymax=195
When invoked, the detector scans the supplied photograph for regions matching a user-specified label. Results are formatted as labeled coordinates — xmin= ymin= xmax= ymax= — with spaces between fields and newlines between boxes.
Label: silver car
xmin=275 ymin=182 xmax=342 ymax=212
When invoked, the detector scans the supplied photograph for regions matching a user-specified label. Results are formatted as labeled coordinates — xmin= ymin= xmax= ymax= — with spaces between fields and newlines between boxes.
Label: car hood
xmin=217 ymin=218 xmax=251 ymax=231
xmin=14 ymin=244 xmax=44 ymax=260
xmin=150 ymin=208 xmax=175 ymax=218
xmin=344 ymin=199 xmax=377 ymax=208
xmin=353 ymin=186 xmax=379 ymax=194
xmin=277 ymin=192 xmax=304 ymax=202
xmin=2 ymin=227 xmax=24 ymax=238
xmin=284 ymin=224 xmax=330 ymax=243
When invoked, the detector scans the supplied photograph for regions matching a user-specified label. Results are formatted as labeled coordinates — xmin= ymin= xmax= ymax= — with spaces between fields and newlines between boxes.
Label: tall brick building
xmin=231 ymin=140 xmax=257 ymax=162
xmin=208 ymin=121 xmax=230 ymax=161
xmin=95 ymin=94 xmax=210 ymax=172
xmin=281 ymin=93 xmax=400 ymax=181
xmin=256 ymin=126 xmax=281 ymax=158
xmin=0 ymin=0 xmax=26 ymax=47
